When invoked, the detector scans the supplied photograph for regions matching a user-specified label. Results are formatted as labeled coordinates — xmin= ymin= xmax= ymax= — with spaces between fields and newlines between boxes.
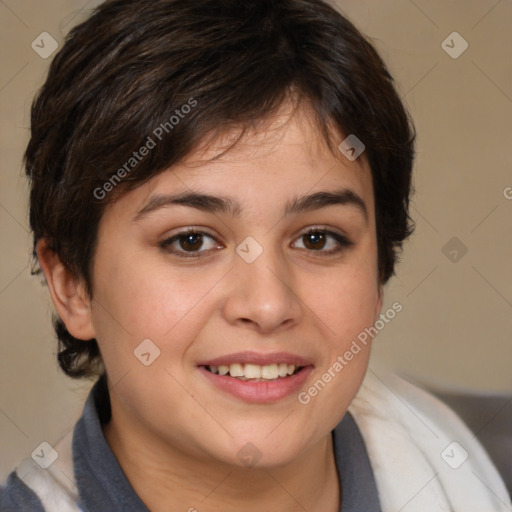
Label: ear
xmin=374 ymin=284 xmax=384 ymax=323
xmin=36 ymin=239 xmax=96 ymax=340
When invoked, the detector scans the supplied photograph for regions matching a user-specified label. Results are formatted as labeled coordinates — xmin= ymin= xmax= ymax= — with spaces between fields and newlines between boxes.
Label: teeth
xmin=207 ymin=363 xmax=298 ymax=380
xmin=278 ymin=363 xmax=289 ymax=377
xmin=261 ymin=364 xmax=278 ymax=379
xmin=218 ymin=365 xmax=229 ymax=376
xmin=244 ymin=364 xmax=261 ymax=379
xmin=229 ymin=363 xmax=244 ymax=377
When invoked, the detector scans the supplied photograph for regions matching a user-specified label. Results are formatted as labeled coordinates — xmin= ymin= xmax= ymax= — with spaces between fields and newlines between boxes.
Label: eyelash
xmin=159 ymin=227 xmax=354 ymax=258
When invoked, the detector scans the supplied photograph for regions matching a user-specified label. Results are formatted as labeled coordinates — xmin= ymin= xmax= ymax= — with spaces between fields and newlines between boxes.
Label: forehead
xmin=182 ymin=102 xmax=366 ymax=175
xmin=110 ymin=102 xmax=375 ymax=221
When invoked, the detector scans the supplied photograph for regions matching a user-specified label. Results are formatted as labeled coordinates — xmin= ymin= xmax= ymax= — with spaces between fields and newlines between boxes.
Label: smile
xmin=197 ymin=351 xmax=314 ymax=403
xmin=205 ymin=363 xmax=301 ymax=381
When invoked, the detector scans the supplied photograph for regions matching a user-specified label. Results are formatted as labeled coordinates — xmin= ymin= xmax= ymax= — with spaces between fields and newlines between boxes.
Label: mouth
xmin=202 ymin=363 xmax=304 ymax=381
xmin=197 ymin=351 xmax=314 ymax=403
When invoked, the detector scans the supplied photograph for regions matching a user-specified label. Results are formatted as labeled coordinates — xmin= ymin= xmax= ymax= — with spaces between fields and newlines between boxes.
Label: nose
xmin=222 ymin=243 xmax=303 ymax=335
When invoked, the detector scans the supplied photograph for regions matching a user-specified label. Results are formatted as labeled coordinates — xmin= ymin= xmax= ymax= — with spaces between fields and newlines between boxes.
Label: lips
xmin=197 ymin=351 xmax=314 ymax=402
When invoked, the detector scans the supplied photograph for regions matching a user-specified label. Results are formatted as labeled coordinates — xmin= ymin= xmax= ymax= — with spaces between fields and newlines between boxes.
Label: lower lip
xmin=198 ymin=366 xmax=314 ymax=403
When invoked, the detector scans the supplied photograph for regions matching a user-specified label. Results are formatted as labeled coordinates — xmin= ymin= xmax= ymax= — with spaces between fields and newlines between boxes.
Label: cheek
xmin=90 ymin=251 xmax=221 ymax=358
xmin=297 ymin=266 xmax=379 ymax=431
xmin=306 ymin=260 xmax=380 ymax=346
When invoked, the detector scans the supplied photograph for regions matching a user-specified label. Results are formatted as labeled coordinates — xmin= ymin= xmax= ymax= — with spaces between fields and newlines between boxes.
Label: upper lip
xmin=197 ymin=351 xmax=313 ymax=367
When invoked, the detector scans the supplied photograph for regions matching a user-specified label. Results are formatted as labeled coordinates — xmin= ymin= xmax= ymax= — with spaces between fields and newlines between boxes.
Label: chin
xmin=215 ymin=432 xmax=311 ymax=470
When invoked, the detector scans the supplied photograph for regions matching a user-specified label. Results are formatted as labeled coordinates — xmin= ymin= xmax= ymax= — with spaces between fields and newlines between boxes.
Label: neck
xmin=103 ymin=414 xmax=340 ymax=512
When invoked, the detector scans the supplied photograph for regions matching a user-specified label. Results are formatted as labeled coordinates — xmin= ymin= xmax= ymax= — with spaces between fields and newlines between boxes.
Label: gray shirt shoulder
xmin=0 ymin=472 xmax=45 ymax=512
xmin=1 ymin=377 xmax=381 ymax=511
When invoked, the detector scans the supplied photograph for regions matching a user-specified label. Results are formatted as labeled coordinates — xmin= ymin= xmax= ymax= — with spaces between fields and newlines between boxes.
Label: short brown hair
xmin=25 ymin=0 xmax=415 ymax=379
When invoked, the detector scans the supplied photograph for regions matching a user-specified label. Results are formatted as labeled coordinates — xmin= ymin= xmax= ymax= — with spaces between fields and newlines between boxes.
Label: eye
xmin=292 ymin=228 xmax=353 ymax=255
xmin=160 ymin=229 xmax=222 ymax=257
xmin=160 ymin=227 xmax=353 ymax=259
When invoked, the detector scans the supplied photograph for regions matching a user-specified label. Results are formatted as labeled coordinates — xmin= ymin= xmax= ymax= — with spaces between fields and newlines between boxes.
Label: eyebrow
xmin=133 ymin=187 xmax=368 ymax=222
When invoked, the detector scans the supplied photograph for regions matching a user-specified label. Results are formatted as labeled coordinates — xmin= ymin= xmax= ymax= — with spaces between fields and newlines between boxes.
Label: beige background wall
xmin=1 ymin=0 xmax=511 ymax=481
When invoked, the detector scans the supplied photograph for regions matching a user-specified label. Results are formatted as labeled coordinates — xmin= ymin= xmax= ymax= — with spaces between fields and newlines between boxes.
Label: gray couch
xmin=429 ymin=388 xmax=512 ymax=497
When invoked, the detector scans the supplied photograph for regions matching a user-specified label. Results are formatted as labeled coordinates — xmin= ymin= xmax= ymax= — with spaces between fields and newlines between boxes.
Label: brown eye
xmin=179 ymin=232 xmax=204 ymax=251
xmin=302 ymin=231 xmax=327 ymax=250
xmin=292 ymin=229 xmax=353 ymax=255
xmin=160 ymin=230 xmax=220 ymax=257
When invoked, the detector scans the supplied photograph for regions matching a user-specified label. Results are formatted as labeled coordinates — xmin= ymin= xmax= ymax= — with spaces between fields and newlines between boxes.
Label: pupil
xmin=305 ymin=232 xmax=325 ymax=250
xmin=181 ymin=233 xmax=202 ymax=251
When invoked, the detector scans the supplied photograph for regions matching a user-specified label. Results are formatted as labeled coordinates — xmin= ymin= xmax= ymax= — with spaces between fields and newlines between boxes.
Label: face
xmin=87 ymin=105 xmax=383 ymax=468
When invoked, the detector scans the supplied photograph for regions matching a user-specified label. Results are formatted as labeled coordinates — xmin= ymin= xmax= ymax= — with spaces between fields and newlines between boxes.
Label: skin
xmin=38 ymin=102 xmax=383 ymax=511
